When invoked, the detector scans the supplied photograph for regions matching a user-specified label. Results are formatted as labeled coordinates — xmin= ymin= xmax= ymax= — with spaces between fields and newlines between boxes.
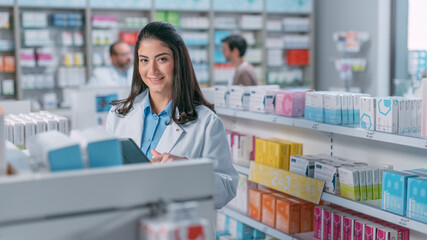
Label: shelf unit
xmin=0 ymin=3 xmax=17 ymax=100
xmin=218 ymin=105 xmax=427 ymax=239
xmin=0 ymin=159 xmax=215 ymax=239
xmin=1 ymin=0 xmax=315 ymax=108
xmin=216 ymin=107 xmax=427 ymax=150
xmin=231 ymin=162 xmax=427 ymax=235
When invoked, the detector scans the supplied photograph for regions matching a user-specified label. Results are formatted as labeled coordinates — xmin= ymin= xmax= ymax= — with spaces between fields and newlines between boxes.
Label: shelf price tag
xmin=312 ymin=122 xmax=319 ymax=130
xmin=398 ymin=218 xmax=410 ymax=226
xmin=366 ymin=131 xmax=375 ymax=139
xmin=249 ymin=162 xmax=325 ymax=204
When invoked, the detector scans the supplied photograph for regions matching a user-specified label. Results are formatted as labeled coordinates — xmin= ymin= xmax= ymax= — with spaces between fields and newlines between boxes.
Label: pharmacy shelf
xmin=233 ymin=163 xmax=250 ymax=175
xmin=217 ymin=107 xmax=294 ymax=126
xmin=216 ymin=107 xmax=427 ymax=150
xmin=322 ymin=192 xmax=427 ymax=234
xmin=229 ymin=163 xmax=427 ymax=235
xmin=220 ymin=207 xmax=297 ymax=240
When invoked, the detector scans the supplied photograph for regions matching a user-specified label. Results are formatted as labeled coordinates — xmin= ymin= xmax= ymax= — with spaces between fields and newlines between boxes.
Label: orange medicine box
xmin=286 ymin=197 xmax=313 ymax=232
xmin=261 ymin=193 xmax=282 ymax=227
xmin=276 ymin=197 xmax=301 ymax=234
xmin=249 ymin=189 xmax=273 ymax=221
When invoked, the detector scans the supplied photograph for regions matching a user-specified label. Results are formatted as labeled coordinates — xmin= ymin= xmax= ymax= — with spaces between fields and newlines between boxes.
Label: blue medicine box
xmin=381 ymin=170 xmax=417 ymax=215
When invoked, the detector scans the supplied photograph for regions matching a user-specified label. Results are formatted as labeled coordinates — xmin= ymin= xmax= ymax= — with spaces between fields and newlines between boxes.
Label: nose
xmin=148 ymin=60 xmax=159 ymax=74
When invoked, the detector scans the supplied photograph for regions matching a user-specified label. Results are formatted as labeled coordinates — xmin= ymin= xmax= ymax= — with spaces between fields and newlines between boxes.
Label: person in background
xmin=87 ymin=41 xmax=133 ymax=86
xmin=106 ymin=21 xmax=238 ymax=209
xmin=221 ymin=35 xmax=258 ymax=86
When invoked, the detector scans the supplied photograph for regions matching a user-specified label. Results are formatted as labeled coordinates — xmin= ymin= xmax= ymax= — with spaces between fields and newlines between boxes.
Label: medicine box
xmin=275 ymin=90 xmax=305 ymax=117
xmin=314 ymin=205 xmax=323 ymax=239
xmin=381 ymin=170 xmax=417 ymax=215
xmin=289 ymin=155 xmax=317 ymax=177
xmin=376 ymin=97 xmax=399 ymax=133
xmin=214 ymin=86 xmax=229 ymax=107
xmin=324 ymin=92 xmax=342 ymax=125
xmin=353 ymin=93 xmax=369 ymax=124
xmin=266 ymin=139 xmax=290 ymax=169
xmin=255 ymin=138 xmax=267 ymax=165
xmin=275 ymin=197 xmax=300 ymax=234
xmin=315 ymin=160 xmax=341 ymax=194
xmin=406 ymin=177 xmax=427 ymax=223
xmin=262 ymin=194 xmax=280 ymax=227
xmin=305 ymin=91 xmax=325 ymax=122
xmin=248 ymin=188 xmax=273 ymax=221
xmin=339 ymin=166 xmax=360 ymax=201
xmin=249 ymin=88 xmax=276 ymax=113
xmin=340 ymin=94 xmax=349 ymax=125
xmin=229 ymin=86 xmax=251 ymax=110
xmin=360 ymin=97 xmax=376 ymax=130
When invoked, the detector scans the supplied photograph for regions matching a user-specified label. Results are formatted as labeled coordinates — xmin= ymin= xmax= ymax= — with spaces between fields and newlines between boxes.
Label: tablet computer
xmin=120 ymin=138 xmax=151 ymax=164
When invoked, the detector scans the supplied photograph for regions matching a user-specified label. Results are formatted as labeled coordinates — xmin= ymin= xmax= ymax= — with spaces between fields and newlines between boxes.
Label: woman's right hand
xmin=150 ymin=149 xmax=188 ymax=163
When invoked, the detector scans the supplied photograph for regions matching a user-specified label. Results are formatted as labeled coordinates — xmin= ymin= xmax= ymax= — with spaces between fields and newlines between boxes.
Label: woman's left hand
xmin=150 ymin=149 xmax=188 ymax=163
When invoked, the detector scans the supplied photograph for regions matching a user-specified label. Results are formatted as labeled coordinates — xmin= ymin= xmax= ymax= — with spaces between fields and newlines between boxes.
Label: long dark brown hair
xmin=110 ymin=21 xmax=214 ymax=124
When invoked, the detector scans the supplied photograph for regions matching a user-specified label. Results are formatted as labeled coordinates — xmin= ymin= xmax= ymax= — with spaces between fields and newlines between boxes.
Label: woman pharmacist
xmin=106 ymin=21 xmax=238 ymax=209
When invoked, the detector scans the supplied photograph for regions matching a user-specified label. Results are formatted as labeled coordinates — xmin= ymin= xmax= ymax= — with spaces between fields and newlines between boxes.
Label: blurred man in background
xmin=221 ymin=35 xmax=258 ymax=86
xmin=88 ymin=41 xmax=133 ymax=86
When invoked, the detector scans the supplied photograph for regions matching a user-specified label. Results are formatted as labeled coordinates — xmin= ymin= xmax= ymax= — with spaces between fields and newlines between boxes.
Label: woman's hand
xmin=150 ymin=149 xmax=188 ymax=163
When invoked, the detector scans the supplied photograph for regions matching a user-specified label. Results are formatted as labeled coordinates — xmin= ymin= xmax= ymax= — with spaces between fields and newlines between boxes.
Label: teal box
xmin=253 ymin=229 xmax=266 ymax=239
xmin=325 ymin=109 xmax=342 ymax=125
xmin=407 ymin=177 xmax=427 ymax=223
xmin=354 ymin=109 xmax=360 ymax=124
xmin=87 ymin=139 xmax=123 ymax=168
xmin=48 ymin=145 xmax=84 ymax=171
xmin=235 ymin=221 xmax=253 ymax=240
xmin=342 ymin=109 xmax=348 ymax=124
xmin=305 ymin=106 xmax=324 ymax=122
xmin=381 ymin=170 xmax=418 ymax=215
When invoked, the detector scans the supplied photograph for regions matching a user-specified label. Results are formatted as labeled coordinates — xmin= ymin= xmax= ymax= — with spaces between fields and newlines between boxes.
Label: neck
xmin=149 ymin=92 xmax=172 ymax=115
xmin=231 ymin=57 xmax=244 ymax=68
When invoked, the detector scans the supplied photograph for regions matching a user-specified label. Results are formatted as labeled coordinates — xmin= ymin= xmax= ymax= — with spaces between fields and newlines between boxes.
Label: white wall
xmin=315 ymin=0 xmax=391 ymax=96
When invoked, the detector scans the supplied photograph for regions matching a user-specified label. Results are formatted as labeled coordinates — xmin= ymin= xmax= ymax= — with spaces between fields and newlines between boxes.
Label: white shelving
xmin=233 ymin=163 xmax=250 ymax=175
xmin=220 ymin=207 xmax=299 ymax=240
xmin=216 ymin=107 xmax=427 ymax=150
xmin=229 ymin=162 xmax=427 ymax=235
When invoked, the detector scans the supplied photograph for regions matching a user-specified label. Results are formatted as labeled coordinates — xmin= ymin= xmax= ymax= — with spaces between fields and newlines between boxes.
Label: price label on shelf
xmin=398 ymin=218 xmax=410 ymax=226
xmin=249 ymin=161 xmax=324 ymax=203
xmin=312 ymin=122 xmax=319 ymax=130
xmin=366 ymin=131 xmax=374 ymax=139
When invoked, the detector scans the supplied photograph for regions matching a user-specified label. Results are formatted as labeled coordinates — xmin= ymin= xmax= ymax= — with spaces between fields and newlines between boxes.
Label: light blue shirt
xmin=141 ymin=93 xmax=173 ymax=159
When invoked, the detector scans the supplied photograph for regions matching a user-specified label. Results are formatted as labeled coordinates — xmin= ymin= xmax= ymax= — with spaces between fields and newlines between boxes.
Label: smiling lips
xmin=148 ymin=77 xmax=164 ymax=83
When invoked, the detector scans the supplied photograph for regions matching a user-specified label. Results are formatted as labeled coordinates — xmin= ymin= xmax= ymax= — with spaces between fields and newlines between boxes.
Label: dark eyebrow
xmin=138 ymin=53 xmax=171 ymax=58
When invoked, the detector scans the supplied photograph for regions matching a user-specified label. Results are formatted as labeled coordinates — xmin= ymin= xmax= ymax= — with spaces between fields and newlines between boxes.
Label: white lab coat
xmin=105 ymin=90 xmax=238 ymax=209
xmin=88 ymin=65 xmax=133 ymax=87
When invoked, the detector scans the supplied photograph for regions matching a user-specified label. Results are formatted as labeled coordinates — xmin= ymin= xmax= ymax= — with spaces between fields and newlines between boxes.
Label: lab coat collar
xmin=129 ymin=90 xmax=185 ymax=154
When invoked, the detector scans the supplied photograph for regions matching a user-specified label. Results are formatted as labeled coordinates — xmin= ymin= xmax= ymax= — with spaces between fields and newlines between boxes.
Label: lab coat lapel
xmin=124 ymin=97 xmax=145 ymax=148
xmin=156 ymin=120 xmax=184 ymax=154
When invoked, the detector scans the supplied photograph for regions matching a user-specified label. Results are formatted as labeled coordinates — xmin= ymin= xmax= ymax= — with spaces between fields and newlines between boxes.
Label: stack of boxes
xmin=314 ymin=204 xmax=410 ymax=240
xmin=213 ymin=86 xmax=313 ymax=118
xmin=382 ymin=168 xmax=427 ymax=223
xmin=4 ymin=111 xmax=69 ymax=149
xmin=289 ymin=154 xmax=393 ymax=202
xmin=254 ymin=137 xmax=303 ymax=171
xmin=248 ymin=187 xmax=315 ymax=234
xmin=305 ymin=91 xmax=369 ymax=125
xmin=359 ymin=96 xmax=422 ymax=135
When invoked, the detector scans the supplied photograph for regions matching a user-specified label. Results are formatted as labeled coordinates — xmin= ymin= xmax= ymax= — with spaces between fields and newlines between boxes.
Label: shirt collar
xmin=143 ymin=92 xmax=173 ymax=117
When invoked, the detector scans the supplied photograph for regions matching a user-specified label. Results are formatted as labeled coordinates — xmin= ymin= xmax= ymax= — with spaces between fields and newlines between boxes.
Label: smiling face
xmin=138 ymin=39 xmax=175 ymax=101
